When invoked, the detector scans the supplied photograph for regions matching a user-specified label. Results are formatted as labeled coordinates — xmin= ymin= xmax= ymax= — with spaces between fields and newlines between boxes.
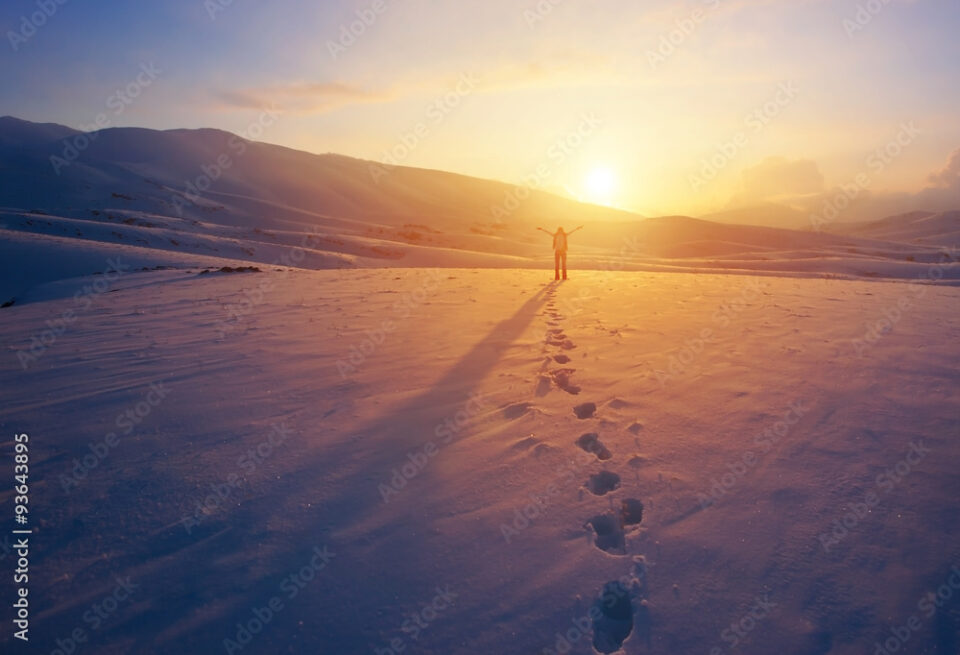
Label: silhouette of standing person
xmin=537 ymin=225 xmax=583 ymax=280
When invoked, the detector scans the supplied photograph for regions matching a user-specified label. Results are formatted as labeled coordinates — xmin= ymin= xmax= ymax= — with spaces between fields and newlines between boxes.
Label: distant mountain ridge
xmin=0 ymin=116 xmax=957 ymax=296
xmin=0 ymin=115 xmax=81 ymax=148
xmin=0 ymin=115 xmax=643 ymax=233
xmin=833 ymin=210 xmax=960 ymax=247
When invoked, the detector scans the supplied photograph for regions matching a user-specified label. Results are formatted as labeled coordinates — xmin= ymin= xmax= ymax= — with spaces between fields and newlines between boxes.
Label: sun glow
xmin=582 ymin=166 xmax=619 ymax=207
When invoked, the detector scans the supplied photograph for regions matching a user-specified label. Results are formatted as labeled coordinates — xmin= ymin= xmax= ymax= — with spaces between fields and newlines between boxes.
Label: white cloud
xmin=738 ymin=156 xmax=825 ymax=200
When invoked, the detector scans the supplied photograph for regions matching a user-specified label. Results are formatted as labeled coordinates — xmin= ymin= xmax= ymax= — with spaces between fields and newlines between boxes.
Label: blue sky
xmin=2 ymin=0 xmax=959 ymax=214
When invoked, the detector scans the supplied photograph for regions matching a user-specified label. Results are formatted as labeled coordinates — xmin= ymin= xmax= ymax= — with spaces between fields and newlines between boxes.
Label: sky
xmin=2 ymin=0 xmax=959 ymax=217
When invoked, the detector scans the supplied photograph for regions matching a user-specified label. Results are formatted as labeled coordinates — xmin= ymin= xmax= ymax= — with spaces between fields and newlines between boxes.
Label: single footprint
xmin=503 ymin=402 xmax=534 ymax=419
xmin=576 ymin=433 xmax=612 ymax=460
xmin=574 ymin=402 xmax=597 ymax=419
xmin=586 ymin=512 xmax=625 ymax=554
xmin=560 ymin=339 xmax=576 ymax=350
xmin=586 ymin=471 xmax=621 ymax=496
xmin=551 ymin=368 xmax=581 ymax=395
xmin=533 ymin=442 xmax=556 ymax=457
xmin=592 ymin=580 xmax=634 ymax=654
xmin=620 ymin=498 xmax=644 ymax=525
xmin=553 ymin=354 xmax=571 ymax=364
xmin=535 ymin=375 xmax=552 ymax=397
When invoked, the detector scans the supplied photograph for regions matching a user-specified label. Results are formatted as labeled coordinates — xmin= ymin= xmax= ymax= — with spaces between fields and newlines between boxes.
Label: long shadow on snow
xmin=127 ymin=281 xmax=557 ymax=653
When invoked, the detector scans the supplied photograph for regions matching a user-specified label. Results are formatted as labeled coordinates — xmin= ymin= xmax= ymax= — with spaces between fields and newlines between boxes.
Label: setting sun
xmin=582 ymin=166 xmax=619 ymax=207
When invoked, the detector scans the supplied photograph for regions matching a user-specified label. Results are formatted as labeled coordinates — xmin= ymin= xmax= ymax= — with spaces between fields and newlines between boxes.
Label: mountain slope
xmin=701 ymin=202 xmax=810 ymax=229
xmin=1 ymin=117 xmax=958 ymax=296
xmin=831 ymin=210 xmax=960 ymax=247
xmin=0 ymin=115 xmax=81 ymax=148
xmin=0 ymin=116 xmax=641 ymax=234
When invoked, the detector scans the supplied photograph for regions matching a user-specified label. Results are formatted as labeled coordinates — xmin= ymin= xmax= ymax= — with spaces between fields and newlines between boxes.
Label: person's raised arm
xmin=569 ymin=225 xmax=584 ymax=235
xmin=536 ymin=227 xmax=551 ymax=234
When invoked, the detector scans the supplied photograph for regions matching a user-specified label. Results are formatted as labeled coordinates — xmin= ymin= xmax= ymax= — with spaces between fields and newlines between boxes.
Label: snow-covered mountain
xmin=1 ymin=116 xmax=958 ymax=307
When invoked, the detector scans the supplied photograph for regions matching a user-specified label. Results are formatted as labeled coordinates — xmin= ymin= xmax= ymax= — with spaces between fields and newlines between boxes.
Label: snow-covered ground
xmin=1 ymin=267 xmax=958 ymax=654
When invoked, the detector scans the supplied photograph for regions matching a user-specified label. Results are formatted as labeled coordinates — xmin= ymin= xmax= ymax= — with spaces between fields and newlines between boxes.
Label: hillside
xmin=831 ymin=210 xmax=960 ymax=247
xmin=1 ymin=117 xmax=958 ymax=306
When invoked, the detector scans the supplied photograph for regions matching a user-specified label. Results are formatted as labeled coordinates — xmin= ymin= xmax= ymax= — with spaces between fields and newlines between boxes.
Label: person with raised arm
xmin=536 ymin=225 xmax=583 ymax=280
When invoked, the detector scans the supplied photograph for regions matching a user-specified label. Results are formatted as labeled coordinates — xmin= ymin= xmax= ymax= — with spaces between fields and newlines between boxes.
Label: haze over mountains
xmin=1 ymin=116 xmax=958 ymax=304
